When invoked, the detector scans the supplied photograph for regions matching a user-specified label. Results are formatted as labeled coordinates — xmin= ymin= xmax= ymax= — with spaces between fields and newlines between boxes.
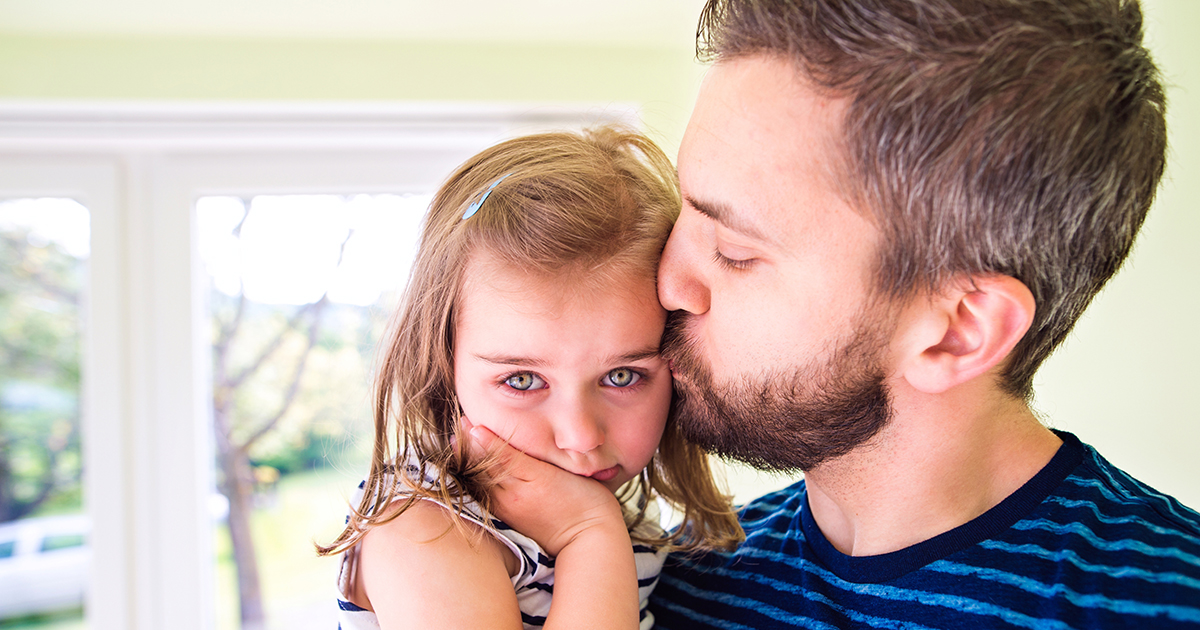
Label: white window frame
xmin=0 ymin=154 xmax=126 ymax=628
xmin=0 ymin=101 xmax=639 ymax=630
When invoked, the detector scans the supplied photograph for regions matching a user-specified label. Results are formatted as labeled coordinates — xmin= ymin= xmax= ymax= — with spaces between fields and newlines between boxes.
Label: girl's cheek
xmin=472 ymin=409 xmax=525 ymax=448
xmin=621 ymin=413 xmax=667 ymax=467
xmin=455 ymin=386 xmax=503 ymax=434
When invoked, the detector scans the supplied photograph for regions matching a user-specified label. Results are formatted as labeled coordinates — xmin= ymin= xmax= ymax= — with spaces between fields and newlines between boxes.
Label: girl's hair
xmin=319 ymin=125 xmax=744 ymax=557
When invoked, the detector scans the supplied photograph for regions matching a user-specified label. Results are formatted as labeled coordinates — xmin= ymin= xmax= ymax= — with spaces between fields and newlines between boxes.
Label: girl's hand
xmin=464 ymin=421 xmax=625 ymax=557
xmin=466 ymin=420 xmax=641 ymax=629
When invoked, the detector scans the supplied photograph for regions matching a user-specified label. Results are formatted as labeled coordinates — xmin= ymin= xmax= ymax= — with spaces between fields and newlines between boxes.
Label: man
xmin=648 ymin=0 xmax=1200 ymax=628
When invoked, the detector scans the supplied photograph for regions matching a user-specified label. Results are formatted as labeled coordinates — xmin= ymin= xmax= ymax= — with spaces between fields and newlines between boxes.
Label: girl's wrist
xmin=549 ymin=498 xmax=627 ymax=557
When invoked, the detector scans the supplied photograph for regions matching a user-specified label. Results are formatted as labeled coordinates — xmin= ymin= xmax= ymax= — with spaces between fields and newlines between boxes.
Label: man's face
xmin=658 ymin=55 xmax=895 ymax=473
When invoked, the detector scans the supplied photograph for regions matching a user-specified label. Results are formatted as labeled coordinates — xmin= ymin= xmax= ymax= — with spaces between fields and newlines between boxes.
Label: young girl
xmin=318 ymin=125 xmax=742 ymax=629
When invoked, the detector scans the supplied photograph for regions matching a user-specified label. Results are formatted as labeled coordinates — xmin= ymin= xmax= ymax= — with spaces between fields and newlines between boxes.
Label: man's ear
xmin=896 ymin=275 xmax=1035 ymax=394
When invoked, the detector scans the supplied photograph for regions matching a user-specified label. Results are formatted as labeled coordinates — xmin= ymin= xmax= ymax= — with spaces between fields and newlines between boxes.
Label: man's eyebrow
xmin=686 ymin=194 xmax=771 ymax=243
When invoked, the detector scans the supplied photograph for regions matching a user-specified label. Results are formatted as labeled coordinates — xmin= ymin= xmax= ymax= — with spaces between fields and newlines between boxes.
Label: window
xmin=0 ymin=103 xmax=636 ymax=630
xmin=198 ymin=193 xmax=428 ymax=629
xmin=0 ymin=198 xmax=90 ymax=626
xmin=41 ymin=533 xmax=87 ymax=553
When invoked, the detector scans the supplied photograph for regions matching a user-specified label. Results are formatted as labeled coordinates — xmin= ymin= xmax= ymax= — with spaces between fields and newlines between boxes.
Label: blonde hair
xmin=319 ymin=125 xmax=743 ymax=557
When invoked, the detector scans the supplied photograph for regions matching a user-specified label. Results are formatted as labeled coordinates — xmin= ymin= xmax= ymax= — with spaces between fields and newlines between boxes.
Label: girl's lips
xmin=589 ymin=466 xmax=620 ymax=482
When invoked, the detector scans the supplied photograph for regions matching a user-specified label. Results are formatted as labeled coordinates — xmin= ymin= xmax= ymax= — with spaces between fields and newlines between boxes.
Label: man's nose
xmin=658 ymin=217 xmax=711 ymax=315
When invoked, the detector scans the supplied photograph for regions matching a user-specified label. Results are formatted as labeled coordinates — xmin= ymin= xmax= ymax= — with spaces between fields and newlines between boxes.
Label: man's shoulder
xmin=650 ymin=440 xmax=1200 ymax=629
xmin=957 ymin=437 xmax=1200 ymax=626
xmin=737 ymin=478 xmax=808 ymax=528
xmin=657 ymin=479 xmax=808 ymax=578
xmin=1053 ymin=439 xmax=1200 ymax=538
xmin=1027 ymin=438 xmax=1200 ymax=583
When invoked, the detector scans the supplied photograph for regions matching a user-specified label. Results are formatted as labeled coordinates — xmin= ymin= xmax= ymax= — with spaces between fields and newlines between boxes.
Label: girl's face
xmin=453 ymin=254 xmax=672 ymax=493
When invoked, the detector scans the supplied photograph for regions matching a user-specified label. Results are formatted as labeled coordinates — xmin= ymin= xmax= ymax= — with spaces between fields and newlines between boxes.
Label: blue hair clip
xmin=462 ymin=173 xmax=512 ymax=220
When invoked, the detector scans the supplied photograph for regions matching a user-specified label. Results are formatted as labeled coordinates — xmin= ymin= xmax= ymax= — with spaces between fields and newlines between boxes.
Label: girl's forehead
xmin=454 ymin=266 xmax=667 ymax=367
xmin=453 ymin=247 xmax=668 ymax=373
xmin=459 ymin=250 xmax=658 ymax=313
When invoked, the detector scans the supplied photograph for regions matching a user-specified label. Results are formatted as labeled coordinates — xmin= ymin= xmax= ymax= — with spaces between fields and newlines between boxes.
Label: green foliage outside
xmin=214 ymin=465 xmax=369 ymax=630
xmin=209 ymin=292 xmax=381 ymax=627
xmin=210 ymin=291 xmax=388 ymax=478
xmin=0 ymin=466 xmax=365 ymax=630
xmin=205 ymin=197 xmax=400 ymax=628
xmin=0 ymin=222 xmax=85 ymax=523
xmin=2 ymin=197 xmax=401 ymax=628
xmin=0 ymin=609 xmax=83 ymax=630
xmin=0 ymin=210 xmax=87 ymax=628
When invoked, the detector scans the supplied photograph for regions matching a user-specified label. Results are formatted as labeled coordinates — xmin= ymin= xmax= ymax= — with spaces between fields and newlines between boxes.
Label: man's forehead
xmin=678 ymin=55 xmax=863 ymax=246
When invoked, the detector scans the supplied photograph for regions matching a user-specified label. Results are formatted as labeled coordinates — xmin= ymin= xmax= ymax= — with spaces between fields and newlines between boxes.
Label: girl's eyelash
xmin=603 ymin=367 xmax=651 ymax=390
xmin=498 ymin=371 xmax=545 ymax=393
xmin=495 ymin=367 xmax=656 ymax=395
xmin=712 ymin=248 xmax=754 ymax=271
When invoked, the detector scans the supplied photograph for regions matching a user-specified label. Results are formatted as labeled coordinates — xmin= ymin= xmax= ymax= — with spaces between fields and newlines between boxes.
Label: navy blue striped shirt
xmin=650 ymin=431 xmax=1200 ymax=628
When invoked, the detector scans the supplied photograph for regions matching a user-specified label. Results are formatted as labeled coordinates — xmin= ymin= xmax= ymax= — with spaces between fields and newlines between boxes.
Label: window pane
xmin=197 ymin=193 xmax=427 ymax=630
xmin=41 ymin=533 xmax=87 ymax=553
xmin=0 ymin=198 xmax=89 ymax=629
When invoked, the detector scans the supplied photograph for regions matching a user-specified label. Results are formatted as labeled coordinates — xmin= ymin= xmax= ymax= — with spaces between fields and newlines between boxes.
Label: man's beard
xmin=661 ymin=309 xmax=894 ymax=474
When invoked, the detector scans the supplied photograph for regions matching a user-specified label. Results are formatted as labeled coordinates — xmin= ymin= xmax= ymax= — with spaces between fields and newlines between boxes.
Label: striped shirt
xmin=337 ymin=455 xmax=667 ymax=629
xmin=650 ymin=431 xmax=1200 ymax=629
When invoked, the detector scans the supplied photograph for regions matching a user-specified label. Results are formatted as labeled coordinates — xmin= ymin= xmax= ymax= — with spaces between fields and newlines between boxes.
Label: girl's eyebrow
xmin=473 ymin=354 xmax=548 ymax=367
xmin=472 ymin=345 xmax=662 ymax=368
xmin=616 ymin=346 xmax=664 ymax=363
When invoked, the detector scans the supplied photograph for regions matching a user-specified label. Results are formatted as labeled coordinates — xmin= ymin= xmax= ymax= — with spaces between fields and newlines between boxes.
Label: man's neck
xmin=803 ymin=380 xmax=1062 ymax=557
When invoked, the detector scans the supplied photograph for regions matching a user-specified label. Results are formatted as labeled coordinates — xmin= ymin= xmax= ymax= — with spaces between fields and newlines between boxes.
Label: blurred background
xmin=0 ymin=1 xmax=1196 ymax=629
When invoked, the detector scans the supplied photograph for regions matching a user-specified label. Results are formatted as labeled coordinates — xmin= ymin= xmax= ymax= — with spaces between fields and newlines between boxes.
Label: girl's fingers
xmin=459 ymin=416 xmax=501 ymax=468
xmin=466 ymin=423 xmax=503 ymax=464
xmin=465 ymin=423 xmax=530 ymax=485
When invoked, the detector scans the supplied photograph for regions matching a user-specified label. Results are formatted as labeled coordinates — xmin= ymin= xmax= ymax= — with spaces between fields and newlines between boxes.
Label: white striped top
xmin=336 ymin=455 xmax=667 ymax=629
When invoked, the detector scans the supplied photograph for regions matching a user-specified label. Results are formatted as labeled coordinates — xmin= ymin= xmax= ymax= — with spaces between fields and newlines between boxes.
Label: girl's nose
xmin=553 ymin=403 xmax=606 ymax=454
xmin=657 ymin=215 xmax=711 ymax=315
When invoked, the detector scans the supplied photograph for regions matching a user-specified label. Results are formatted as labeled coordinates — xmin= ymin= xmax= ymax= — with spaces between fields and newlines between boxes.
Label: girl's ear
xmin=895 ymin=275 xmax=1035 ymax=394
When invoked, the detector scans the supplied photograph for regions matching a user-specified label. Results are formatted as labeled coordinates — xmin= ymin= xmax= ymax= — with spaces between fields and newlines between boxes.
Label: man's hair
xmin=697 ymin=0 xmax=1167 ymax=399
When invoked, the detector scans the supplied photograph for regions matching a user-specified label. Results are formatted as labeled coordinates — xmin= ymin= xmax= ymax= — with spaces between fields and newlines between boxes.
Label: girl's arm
xmin=356 ymin=499 xmax=524 ymax=629
xmin=468 ymin=425 xmax=641 ymax=630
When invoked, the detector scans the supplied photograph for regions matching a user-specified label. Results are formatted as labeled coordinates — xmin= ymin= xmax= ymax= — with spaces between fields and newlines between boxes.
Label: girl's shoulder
xmin=351 ymin=453 xmax=526 ymax=578
xmin=352 ymin=499 xmax=526 ymax=626
xmin=338 ymin=474 xmax=527 ymax=627
xmin=362 ymin=498 xmax=521 ymax=578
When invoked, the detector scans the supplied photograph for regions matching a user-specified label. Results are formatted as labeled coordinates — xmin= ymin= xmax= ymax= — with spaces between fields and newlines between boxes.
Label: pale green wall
xmin=1034 ymin=0 xmax=1200 ymax=509
xmin=0 ymin=0 xmax=1196 ymax=509
xmin=0 ymin=34 xmax=703 ymax=154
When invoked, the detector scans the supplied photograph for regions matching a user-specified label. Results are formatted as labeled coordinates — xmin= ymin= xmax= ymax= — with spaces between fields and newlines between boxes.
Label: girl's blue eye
xmin=603 ymin=368 xmax=641 ymax=388
xmin=505 ymin=372 xmax=545 ymax=391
